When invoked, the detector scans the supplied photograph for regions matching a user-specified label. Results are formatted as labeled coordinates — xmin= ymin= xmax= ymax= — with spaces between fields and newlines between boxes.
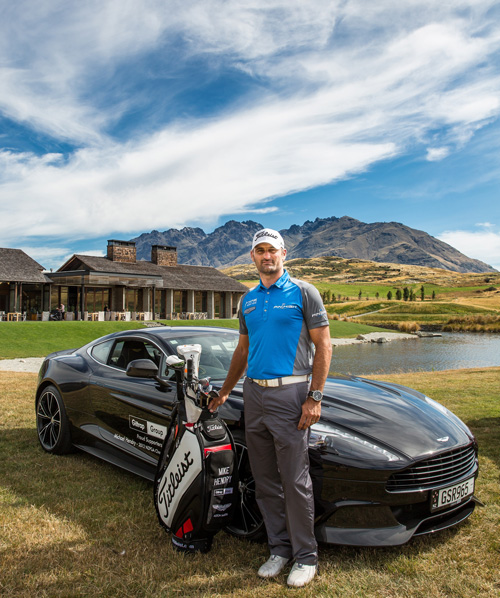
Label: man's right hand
xmin=208 ymin=333 xmax=249 ymax=412
xmin=208 ymin=391 xmax=228 ymax=413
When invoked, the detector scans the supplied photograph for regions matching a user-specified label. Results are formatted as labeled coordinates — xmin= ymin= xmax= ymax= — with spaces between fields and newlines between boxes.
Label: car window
xmin=167 ymin=332 xmax=239 ymax=380
xmin=109 ymin=339 xmax=163 ymax=370
xmin=90 ymin=339 xmax=115 ymax=364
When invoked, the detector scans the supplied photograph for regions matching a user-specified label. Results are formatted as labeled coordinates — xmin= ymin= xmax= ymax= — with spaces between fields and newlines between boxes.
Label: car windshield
xmin=166 ymin=330 xmax=239 ymax=381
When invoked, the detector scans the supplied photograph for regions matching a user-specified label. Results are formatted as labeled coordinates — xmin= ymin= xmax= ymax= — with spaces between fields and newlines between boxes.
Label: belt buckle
xmin=258 ymin=378 xmax=274 ymax=387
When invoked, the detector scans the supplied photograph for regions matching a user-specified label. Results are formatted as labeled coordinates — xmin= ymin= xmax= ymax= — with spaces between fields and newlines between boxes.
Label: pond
xmin=330 ymin=332 xmax=500 ymax=376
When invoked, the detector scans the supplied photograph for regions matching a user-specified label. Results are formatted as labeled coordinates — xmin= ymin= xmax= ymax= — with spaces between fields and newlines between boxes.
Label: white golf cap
xmin=252 ymin=228 xmax=285 ymax=250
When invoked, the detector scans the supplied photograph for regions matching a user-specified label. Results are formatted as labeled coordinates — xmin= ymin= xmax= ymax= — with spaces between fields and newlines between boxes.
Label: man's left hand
xmin=298 ymin=397 xmax=321 ymax=430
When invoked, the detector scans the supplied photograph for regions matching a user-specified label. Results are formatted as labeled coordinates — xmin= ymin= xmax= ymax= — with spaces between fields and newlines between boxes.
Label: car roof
xmin=81 ymin=325 xmax=239 ymax=353
xmin=137 ymin=325 xmax=237 ymax=335
xmin=106 ymin=325 xmax=238 ymax=341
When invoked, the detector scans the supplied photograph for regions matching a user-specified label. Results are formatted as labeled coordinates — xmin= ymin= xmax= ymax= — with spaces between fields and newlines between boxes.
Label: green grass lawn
xmin=1 ymin=368 xmax=498 ymax=597
xmin=328 ymin=301 xmax=494 ymax=317
xmin=0 ymin=321 xmax=146 ymax=359
xmin=381 ymin=303 xmax=492 ymax=314
xmin=310 ymin=280 xmax=499 ymax=300
xmin=327 ymin=300 xmax=394 ymax=316
xmin=0 ymin=320 xmax=395 ymax=359
xmin=324 ymin=300 xmax=500 ymax=331
xmin=315 ymin=282 xmax=402 ymax=299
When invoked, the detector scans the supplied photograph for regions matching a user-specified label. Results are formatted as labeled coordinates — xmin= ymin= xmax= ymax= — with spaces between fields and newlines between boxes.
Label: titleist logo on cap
xmin=252 ymin=228 xmax=285 ymax=250
xmin=255 ymin=230 xmax=278 ymax=241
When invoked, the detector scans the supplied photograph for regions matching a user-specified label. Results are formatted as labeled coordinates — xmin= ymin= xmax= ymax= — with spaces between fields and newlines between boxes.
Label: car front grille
xmin=386 ymin=444 xmax=477 ymax=492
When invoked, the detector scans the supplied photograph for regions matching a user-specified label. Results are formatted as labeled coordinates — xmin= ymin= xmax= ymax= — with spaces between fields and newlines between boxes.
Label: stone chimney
xmin=151 ymin=245 xmax=177 ymax=266
xmin=107 ymin=240 xmax=137 ymax=263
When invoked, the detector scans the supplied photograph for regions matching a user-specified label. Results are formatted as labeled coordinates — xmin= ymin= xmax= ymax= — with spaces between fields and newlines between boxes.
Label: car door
xmin=88 ymin=335 xmax=177 ymax=467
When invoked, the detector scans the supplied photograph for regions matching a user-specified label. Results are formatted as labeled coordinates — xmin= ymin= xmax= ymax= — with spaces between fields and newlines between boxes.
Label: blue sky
xmin=1 ymin=1 xmax=500 ymax=270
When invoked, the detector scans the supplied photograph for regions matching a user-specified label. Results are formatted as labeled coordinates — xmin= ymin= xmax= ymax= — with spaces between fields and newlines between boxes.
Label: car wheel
xmin=36 ymin=385 xmax=73 ymax=454
xmin=225 ymin=430 xmax=266 ymax=542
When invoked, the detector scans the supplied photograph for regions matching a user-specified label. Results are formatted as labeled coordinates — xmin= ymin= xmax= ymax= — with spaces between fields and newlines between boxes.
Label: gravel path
xmin=0 ymin=333 xmax=418 ymax=373
xmin=0 ymin=357 xmax=45 ymax=372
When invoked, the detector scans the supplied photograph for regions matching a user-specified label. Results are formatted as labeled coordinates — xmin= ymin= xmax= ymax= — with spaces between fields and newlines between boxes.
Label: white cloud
xmin=1 ymin=0 xmax=500 ymax=251
xmin=0 ymin=1 xmax=169 ymax=143
xmin=438 ymin=228 xmax=500 ymax=271
xmin=426 ymin=147 xmax=451 ymax=162
xmin=0 ymin=102 xmax=397 ymax=242
xmin=476 ymin=222 xmax=495 ymax=228
xmin=17 ymin=246 xmax=106 ymax=271
xmin=17 ymin=246 xmax=71 ymax=268
xmin=71 ymin=250 xmax=106 ymax=259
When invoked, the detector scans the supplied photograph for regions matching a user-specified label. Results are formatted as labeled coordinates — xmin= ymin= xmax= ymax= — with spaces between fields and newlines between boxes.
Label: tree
xmin=358 ymin=289 xmax=362 ymax=300
xmin=396 ymin=289 xmax=402 ymax=301
xmin=403 ymin=287 xmax=409 ymax=301
xmin=375 ymin=292 xmax=379 ymax=299
xmin=420 ymin=285 xmax=425 ymax=301
xmin=387 ymin=290 xmax=393 ymax=300
xmin=432 ymin=290 xmax=436 ymax=300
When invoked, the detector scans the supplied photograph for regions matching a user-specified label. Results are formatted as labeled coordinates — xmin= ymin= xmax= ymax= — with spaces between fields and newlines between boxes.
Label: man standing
xmin=209 ymin=228 xmax=332 ymax=588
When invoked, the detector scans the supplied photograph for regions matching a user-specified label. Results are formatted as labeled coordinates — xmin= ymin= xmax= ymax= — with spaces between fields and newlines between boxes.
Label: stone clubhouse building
xmin=0 ymin=240 xmax=248 ymax=321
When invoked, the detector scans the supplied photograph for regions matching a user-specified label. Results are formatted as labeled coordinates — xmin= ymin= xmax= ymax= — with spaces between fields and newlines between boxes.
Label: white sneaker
xmin=257 ymin=554 xmax=290 ymax=578
xmin=287 ymin=563 xmax=317 ymax=587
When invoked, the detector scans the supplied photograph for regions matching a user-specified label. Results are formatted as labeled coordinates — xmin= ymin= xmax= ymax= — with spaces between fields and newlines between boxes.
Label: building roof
xmin=58 ymin=254 xmax=248 ymax=293
xmin=0 ymin=248 xmax=49 ymax=283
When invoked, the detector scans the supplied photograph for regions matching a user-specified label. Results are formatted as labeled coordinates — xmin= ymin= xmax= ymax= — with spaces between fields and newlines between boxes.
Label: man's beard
xmin=256 ymin=261 xmax=280 ymax=274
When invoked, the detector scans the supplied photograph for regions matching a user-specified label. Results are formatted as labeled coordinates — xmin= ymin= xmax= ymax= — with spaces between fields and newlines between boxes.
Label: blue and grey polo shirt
xmin=238 ymin=269 xmax=329 ymax=380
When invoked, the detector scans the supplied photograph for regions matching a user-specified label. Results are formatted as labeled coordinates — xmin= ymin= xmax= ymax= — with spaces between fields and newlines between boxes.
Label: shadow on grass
xmin=2 ymin=372 xmax=495 ymax=596
xmin=467 ymin=417 xmax=500 ymax=470
xmin=1 ymin=427 xmax=477 ymax=593
xmin=0 ymin=427 xmax=268 ymax=596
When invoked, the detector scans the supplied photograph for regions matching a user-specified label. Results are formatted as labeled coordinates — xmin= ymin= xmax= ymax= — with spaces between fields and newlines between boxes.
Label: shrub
xmin=397 ymin=321 xmax=421 ymax=333
xmin=443 ymin=314 xmax=500 ymax=332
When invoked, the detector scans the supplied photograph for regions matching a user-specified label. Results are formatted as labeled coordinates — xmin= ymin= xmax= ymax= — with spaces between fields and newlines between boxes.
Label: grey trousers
xmin=243 ymin=377 xmax=317 ymax=565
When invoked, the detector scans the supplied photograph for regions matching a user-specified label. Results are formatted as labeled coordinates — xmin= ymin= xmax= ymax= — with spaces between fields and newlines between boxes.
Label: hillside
xmin=132 ymin=216 xmax=495 ymax=273
xmin=223 ymin=256 xmax=500 ymax=316
xmin=222 ymin=255 xmax=500 ymax=288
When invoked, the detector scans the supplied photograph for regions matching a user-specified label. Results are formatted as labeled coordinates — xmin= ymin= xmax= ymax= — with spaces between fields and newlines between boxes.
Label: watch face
xmin=309 ymin=390 xmax=322 ymax=402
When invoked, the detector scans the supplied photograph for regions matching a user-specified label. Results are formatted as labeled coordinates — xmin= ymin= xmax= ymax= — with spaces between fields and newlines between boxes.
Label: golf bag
xmin=153 ymin=345 xmax=238 ymax=553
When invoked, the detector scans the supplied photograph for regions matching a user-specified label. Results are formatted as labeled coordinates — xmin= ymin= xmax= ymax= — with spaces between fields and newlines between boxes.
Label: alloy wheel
xmin=37 ymin=390 xmax=62 ymax=451
xmin=225 ymin=436 xmax=265 ymax=540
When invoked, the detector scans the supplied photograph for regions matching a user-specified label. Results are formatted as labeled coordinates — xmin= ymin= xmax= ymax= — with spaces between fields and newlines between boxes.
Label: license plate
xmin=431 ymin=477 xmax=475 ymax=512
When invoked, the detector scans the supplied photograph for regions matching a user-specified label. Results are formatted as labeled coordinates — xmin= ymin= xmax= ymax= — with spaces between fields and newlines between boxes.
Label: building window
xmin=125 ymin=288 xmax=142 ymax=312
xmin=174 ymin=290 xmax=187 ymax=313
xmin=214 ymin=292 xmax=221 ymax=318
xmin=84 ymin=288 xmax=111 ymax=313
xmin=195 ymin=291 xmax=207 ymax=313
xmin=0 ymin=282 xmax=9 ymax=311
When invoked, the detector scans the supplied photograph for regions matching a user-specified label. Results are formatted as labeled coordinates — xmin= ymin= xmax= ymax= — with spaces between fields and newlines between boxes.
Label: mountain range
xmin=132 ymin=216 xmax=495 ymax=274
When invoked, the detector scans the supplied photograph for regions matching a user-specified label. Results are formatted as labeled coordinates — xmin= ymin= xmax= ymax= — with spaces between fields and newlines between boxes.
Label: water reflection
xmin=330 ymin=332 xmax=500 ymax=376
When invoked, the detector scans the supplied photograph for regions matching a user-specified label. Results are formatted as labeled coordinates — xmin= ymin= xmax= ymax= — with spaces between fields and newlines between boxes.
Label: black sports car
xmin=35 ymin=326 xmax=479 ymax=546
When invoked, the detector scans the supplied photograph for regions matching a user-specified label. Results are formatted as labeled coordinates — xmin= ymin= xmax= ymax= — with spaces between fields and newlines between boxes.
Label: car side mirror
xmin=126 ymin=358 xmax=159 ymax=378
xmin=126 ymin=359 xmax=171 ymax=389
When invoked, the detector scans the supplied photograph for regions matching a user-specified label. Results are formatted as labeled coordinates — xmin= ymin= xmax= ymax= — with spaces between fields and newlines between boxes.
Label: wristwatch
xmin=307 ymin=390 xmax=323 ymax=402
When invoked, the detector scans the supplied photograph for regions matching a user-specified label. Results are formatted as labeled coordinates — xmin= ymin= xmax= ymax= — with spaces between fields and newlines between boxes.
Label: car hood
xmin=318 ymin=376 xmax=473 ymax=459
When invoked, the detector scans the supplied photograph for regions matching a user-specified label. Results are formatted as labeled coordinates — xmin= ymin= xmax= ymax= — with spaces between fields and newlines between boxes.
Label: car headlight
xmin=309 ymin=422 xmax=403 ymax=463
